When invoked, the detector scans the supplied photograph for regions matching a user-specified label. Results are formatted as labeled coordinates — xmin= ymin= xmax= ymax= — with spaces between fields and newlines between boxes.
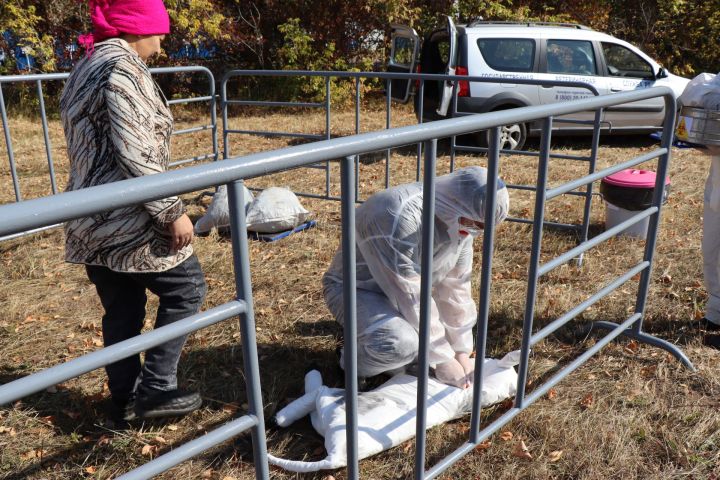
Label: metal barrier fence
xmin=221 ymin=70 xmax=599 ymax=201
xmin=0 ymin=86 xmax=693 ymax=478
xmin=221 ymin=70 xmax=602 ymax=268
xmin=0 ymin=66 xmax=218 ymax=241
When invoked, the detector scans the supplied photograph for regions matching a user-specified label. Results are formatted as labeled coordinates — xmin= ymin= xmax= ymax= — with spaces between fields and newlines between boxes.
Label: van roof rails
xmin=466 ymin=20 xmax=592 ymax=30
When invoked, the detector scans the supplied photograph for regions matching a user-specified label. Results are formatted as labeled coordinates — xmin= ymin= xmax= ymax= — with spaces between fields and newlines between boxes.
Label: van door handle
xmin=611 ymin=87 xmax=623 ymax=92
xmin=541 ymin=85 xmax=553 ymax=89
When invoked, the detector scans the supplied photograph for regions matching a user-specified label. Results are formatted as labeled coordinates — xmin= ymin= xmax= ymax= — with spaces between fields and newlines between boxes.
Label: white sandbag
xmin=194 ymin=185 xmax=253 ymax=235
xmin=246 ymin=187 xmax=310 ymax=233
xmin=679 ymin=72 xmax=720 ymax=111
xmin=268 ymin=351 xmax=520 ymax=473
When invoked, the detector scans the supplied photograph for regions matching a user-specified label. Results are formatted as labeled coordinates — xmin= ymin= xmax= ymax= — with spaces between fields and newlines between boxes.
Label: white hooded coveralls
xmin=322 ymin=167 xmax=510 ymax=377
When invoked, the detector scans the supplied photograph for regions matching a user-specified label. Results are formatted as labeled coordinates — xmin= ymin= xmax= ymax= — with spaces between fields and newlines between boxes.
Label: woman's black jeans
xmin=85 ymin=254 xmax=207 ymax=401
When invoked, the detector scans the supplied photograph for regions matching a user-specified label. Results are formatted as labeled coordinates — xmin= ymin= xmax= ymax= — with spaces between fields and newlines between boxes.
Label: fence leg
xmin=227 ymin=180 xmax=270 ymax=479
xmin=340 ymin=155 xmax=360 ymax=479
xmin=0 ymin=85 xmax=21 ymax=202
xmin=515 ymin=119 xmax=552 ymax=408
xmin=590 ymin=99 xmax=695 ymax=371
xmin=415 ymin=139 xmax=438 ymax=480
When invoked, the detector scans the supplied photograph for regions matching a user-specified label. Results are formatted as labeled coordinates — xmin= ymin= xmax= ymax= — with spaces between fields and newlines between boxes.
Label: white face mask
xmin=460 ymin=224 xmax=483 ymax=237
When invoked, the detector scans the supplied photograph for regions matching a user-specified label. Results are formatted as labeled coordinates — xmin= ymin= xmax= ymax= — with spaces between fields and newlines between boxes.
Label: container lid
xmin=601 ymin=169 xmax=671 ymax=188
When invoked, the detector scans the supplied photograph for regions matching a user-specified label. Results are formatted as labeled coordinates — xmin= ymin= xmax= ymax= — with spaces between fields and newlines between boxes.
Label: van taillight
xmin=456 ymin=66 xmax=469 ymax=97
xmin=415 ymin=65 xmax=421 ymax=90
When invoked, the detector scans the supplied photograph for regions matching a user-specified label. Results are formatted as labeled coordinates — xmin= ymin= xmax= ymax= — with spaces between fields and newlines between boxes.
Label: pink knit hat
xmin=78 ymin=0 xmax=170 ymax=53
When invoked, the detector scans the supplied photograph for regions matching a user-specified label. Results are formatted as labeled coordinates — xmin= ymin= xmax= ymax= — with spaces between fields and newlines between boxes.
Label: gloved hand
xmin=455 ymin=352 xmax=475 ymax=385
xmin=434 ymin=359 xmax=470 ymax=389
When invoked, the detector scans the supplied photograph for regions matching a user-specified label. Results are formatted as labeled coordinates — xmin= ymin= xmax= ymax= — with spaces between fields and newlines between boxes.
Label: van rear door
xmin=389 ymin=24 xmax=419 ymax=103
xmin=436 ymin=16 xmax=459 ymax=116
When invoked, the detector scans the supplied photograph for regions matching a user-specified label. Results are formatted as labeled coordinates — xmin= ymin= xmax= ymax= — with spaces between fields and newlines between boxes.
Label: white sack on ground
xmin=268 ymin=351 xmax=520 ymax=473
xmin=246 ymin=187 xmax=311 ymax=233
xmin=194 ymin=185 xmax=253 ymax=235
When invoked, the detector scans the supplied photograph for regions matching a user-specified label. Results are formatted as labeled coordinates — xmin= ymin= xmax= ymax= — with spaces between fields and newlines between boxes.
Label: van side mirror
xmin=656 ymin=67 xmax=668 ymax=79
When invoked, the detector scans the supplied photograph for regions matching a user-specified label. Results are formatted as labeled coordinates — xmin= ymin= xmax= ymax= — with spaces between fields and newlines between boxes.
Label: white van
xmin=388 ymin=18 xmax=689 ymax=150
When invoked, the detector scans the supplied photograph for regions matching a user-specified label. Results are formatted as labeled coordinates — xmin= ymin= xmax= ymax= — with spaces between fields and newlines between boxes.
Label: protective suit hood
xmin=434 ymin=166 xmax=509 ymax=242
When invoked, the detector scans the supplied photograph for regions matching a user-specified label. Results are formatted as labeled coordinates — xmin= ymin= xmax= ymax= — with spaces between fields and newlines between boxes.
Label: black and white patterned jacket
xmin=60 ymin=38 xmax=191 ymax=272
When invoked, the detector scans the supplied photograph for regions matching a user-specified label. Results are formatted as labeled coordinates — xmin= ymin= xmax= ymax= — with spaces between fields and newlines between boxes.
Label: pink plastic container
xmin=600 ymin=169 xmax=671 ymax=239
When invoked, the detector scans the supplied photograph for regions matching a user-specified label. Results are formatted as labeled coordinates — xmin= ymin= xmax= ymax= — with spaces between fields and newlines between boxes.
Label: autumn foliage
xmin=0 ymin=1 xmax=718 ymax=77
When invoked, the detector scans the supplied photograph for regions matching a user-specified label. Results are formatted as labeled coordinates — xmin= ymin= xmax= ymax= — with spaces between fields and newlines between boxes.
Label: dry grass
xmin=1 ymin=101 xmax=719 ymax=480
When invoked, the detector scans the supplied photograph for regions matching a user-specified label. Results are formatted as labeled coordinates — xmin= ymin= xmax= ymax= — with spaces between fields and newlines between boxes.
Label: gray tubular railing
xmin=220 ymin=70 xmax=601 ymax=203
xmin=0 ymin=87 xmax=692 ymax=479
xmin=0 ymin=66 xmax=218 ymax=223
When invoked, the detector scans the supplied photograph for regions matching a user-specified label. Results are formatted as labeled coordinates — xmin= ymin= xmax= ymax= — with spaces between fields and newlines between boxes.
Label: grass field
xmin=1 ymin=101 xmax=719 ymax=479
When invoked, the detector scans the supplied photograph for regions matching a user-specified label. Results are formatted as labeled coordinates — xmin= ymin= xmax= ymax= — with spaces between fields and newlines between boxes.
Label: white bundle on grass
xmin=268 ymin=351 xmax=520 ymax=473
xmin=246 ymin=187 xmax=311 ymax=233
xmin=194 ymin=186 xmax=311 ymax=235
xmin=193 ymin=185 xmax=253 ymax=235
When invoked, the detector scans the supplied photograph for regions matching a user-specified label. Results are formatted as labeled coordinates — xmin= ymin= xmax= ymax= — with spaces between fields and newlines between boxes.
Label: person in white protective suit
xmin=322 ymin=166 xmax=510 ymax=388
xmin=700 ymin=144 xmax=720 ymax=348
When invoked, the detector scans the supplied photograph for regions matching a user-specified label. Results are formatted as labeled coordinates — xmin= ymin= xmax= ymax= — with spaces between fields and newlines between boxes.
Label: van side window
xmin=601 ymin=42 xmax=654 ymax=80
xmin=546 ymin=40 xmax=596 ymax=75
xmin=477 ymin=38 xmax=535 ymax=72
xmin=391 ymin=36 xmax=417 ymax=67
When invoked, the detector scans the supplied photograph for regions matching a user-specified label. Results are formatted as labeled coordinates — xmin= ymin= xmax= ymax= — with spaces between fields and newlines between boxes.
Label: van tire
xmin=477 ymin=119 xmax=527 ymax=151
xmin=497 ymin=121 xmax=527 ymax=151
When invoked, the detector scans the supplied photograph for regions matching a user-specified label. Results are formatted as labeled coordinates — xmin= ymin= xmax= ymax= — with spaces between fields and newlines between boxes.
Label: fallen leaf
xmin=547 ymin=388 xmax=557 ymax=401
xmin=167 ymin=424 xmax=178 ymax=431
xmin=141 ymin=444 xmax=158 ymax=457
xmin=222 ymin=477 xmax=239 ymax=480
xmin=222 ymin=403 xmax=239 ymax=414
xmin=475 ymin=439 xmax=492 ymax=451
xmin=402 ymin=441 xmax=412 ymax=453
xmin=0 ymin=426 xmax=16 ymax=436
xmin=96 ymin=435 xmax=111 ymax=447
xmin=321 ymin=476 xmax=336 ymax=480
xmin=640 ymin=365 xmax=657 ymax=378
xmin=548 ymin=450 xmax=563 ymax=462
xmin=580 ymin=393 xmax=594 ymax=410
xmin=92 ymin=337 xmax=103 ymax=347
xmin=85 ymin=466 xmax=97 ymax=474
xmin=624 ymin=340 xmax=640 ymax=354
xmin=153 ymin=436 xmax=167 ymax=444
xmin=500 ymin=431 xmax=513 ymax=441
xmin=512 ymin=440 xmax=533 ymax=460
xmin=20 ymin=449 xmax=43 ymax=461
xmin=201 ymin=469 xmax=213 ymax=478
xmin=40 ymin=415 xmax=55 ymax=426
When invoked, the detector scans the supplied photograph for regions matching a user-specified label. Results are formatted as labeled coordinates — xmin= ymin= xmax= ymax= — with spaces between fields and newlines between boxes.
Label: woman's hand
xmin=167 ymin=214 xmax=194 ymax=252
xmin=434 ymin=359 xmax=470 ymax=389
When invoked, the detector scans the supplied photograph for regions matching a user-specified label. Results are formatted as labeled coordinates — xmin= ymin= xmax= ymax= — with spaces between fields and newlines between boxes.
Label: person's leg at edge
xmin=702 ymin=161 xmax=720 ymax=346
xmin=132 ymin=254 xmax=207 ymax=417
xmin=85 ymin=265 xmax=147 ymax=421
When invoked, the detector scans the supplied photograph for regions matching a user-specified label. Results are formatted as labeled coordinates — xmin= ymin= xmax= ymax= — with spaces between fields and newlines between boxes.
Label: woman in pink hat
xmin=60 ymin=0 xmax=206 ymax=423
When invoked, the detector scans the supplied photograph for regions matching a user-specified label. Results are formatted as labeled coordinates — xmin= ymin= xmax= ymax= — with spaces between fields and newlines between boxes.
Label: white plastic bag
xmin=268 ymin=351 xmax=520 ymax=472
xmin=194 ymin=185 xmax=253 ymax=235
xmin=246 ymin=187 xmax=310 ymax=233
xmin=678 ymin=72 xmax=720 ymax=111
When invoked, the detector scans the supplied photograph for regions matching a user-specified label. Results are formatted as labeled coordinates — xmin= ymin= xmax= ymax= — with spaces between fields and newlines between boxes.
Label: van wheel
xmin=483 ymin=121 xmax=527 ymax=151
